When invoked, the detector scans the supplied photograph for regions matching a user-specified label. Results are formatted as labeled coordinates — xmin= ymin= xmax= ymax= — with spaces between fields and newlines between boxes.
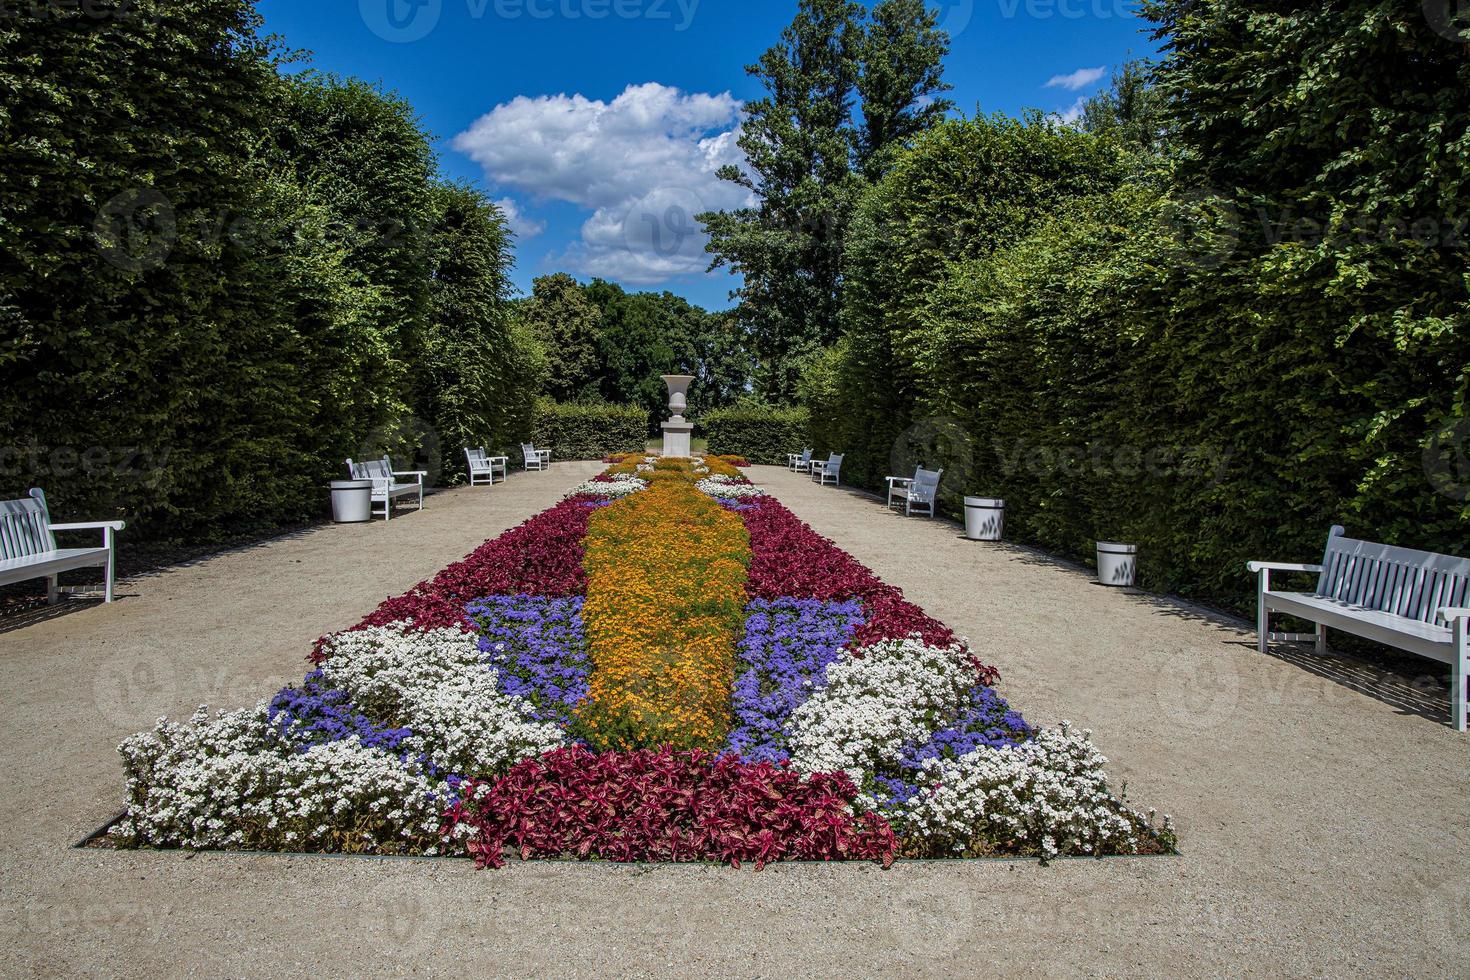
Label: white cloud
xmin=452 ymin=83 xmax=753 ymax=285
xmin=1058 ymin=96 xmax=1089 ymax=125
xmin=1044 ymin=66 xmax=1108 ymax=91
xmin=493 ymin=197 xmax=546 ymax=239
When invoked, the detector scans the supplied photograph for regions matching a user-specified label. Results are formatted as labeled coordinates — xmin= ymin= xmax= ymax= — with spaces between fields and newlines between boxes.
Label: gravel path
xmin=1 ymin=463 xmax=1465 ymax=978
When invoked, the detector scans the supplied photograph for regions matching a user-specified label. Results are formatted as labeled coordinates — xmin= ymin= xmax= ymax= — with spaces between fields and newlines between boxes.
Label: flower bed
xmin=112 ymin=456 xmax=1174 ymax=867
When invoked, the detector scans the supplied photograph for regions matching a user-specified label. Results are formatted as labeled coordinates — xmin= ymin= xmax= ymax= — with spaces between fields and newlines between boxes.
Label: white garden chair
xmin=787 ymin=448 xmax=814 ymax=472
xmin=465 ymin=447 xmax=508 ymax=486
xmin=887 ymin=466 xmax=944 ymax=517
xmin=0 ymin=489 xmax=125 ymax=603
xmin=345 ymin=456 xmax=425 ymax=521
xmin=811 ymin=453 xmax=844 ymax=487
xmin=521 ymin=443 xmax=552 ymax=472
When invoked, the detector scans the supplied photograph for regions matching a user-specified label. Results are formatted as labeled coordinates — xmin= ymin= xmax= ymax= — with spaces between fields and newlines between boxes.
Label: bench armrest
xmin=1246 ymin=561 xmax=1323 ymax=574
xmin=50 ymin=521 xmax=127 ymax=532
xmin=393 ymin=470 xmax=428 ymax=480
xmin=1439 ymin=607 xmax=1470 ymax=622
xmin=886 ymin=477 xmax=914 ymax=486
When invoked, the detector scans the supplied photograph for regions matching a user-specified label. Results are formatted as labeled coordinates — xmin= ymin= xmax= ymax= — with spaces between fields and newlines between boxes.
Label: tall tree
xmin=519 ymin=273 xmax=603 ymax=403
xmin=700 ymin=0 xmax=951 ymax=402
xmin=856 ymin=0 xmax=954 ymax=178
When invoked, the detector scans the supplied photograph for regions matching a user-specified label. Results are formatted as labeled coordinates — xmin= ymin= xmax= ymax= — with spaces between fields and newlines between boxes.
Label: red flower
xmin=443 ymin=746 xmax=898 ymax=870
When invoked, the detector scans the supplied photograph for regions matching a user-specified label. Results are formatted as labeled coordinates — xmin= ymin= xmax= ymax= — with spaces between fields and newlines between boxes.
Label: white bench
xmin=345 ymin=456 xmax=425 ymax=521
xmin=521 ymin=443 xmax=551 ymax=472
xmin=1249 ymin=526 xmax=1469 ymax=731
xmin=465 ymin=448 xmax=508 ymax=486
xmin=811 ymin=453 xmax=844 ymax=487
xmin=1 ymin=489 xmax=125 ymax=603
xmin=787 ymin=448 xmax=813 ymax=473
xmin=886 ymin=466 xmax=943 ymax=517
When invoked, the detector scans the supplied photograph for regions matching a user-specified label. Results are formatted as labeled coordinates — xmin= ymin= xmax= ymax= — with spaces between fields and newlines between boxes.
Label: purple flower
xmin=726 ymin=597 xmax=865 ymax=763
xmin=268 ymin=673 xmax=414 ymax=755
xmin=465 ymin=594 xmax=590 ymax=727
xmin=874 ymin=686 xmax=1032 ymax=807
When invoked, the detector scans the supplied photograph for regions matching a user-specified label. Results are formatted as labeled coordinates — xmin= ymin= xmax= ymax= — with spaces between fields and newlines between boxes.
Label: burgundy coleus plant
xmin=740 ymin=500 xmax=999 ymax=685
xmin=445 ymin=746 xmax=898 ymax=870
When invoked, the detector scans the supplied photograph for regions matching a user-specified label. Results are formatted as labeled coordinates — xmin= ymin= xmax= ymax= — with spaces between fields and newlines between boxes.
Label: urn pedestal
xmin=660 ymin=375 xmax=696 ymax=458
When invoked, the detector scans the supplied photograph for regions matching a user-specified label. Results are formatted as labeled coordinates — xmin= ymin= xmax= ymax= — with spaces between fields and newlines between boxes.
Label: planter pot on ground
xmin=963 ymin=498 xmax=1005 ymax=541
xmin=1096 ymin=541 xmax=1138 ymax=587
xmin=330 ymin=480 xmax=373 ymax=523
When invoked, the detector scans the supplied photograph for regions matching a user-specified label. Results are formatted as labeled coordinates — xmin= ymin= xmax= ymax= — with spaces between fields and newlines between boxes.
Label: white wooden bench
xmin=811 ymin=453 xmax=844 ymax=487
xmin=345 ymin=456 xmax=425 ymax=521
xmin=886 ymin=466 xmax=943 ymax=517
xmin=0 ymin=489 xmax=125 ymax=603
xmin=521 ymin=443 xmax=551 ymax=472
xmin=1249 ymin=526 xmax=1470 ymax=731
xmin=787 ymin=448 xmax=813 ymax=473
xmin=465 ymin=448 xmax=508 ymax=487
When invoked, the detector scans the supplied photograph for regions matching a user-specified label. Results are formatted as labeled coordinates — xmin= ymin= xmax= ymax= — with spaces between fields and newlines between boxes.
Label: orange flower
xmin=577 ymin=466 xmax=749 ymax=751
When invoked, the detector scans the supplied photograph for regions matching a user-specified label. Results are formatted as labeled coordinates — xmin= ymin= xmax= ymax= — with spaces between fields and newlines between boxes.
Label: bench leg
xmin=1315 ymin=622 xmax=1328 ymax=656
xmin=46 ymin=575 xmax=59 ymax=605
xmin=1454 ymin=624 xmax=1468 ymax=733
xmin=1256 ymin=569 xmax=1269 ymax=653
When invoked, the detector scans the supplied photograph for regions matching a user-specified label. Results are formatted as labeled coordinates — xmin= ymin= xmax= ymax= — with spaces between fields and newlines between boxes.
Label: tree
xmin=519 ymin=273 xmax=603 ymax=402
xmin=699 ymin=0 xmax=951 ymax=402
xmin=1078 ymin=60 xmax=1167 ymax=162
xmin=420 ymin=184 xmax=543 ymax=478
xmin=856 ymin=0 xmax=954 ymax=178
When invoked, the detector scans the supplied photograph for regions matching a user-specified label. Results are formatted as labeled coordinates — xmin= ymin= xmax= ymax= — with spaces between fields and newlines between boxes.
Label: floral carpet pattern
xmin=113 ymin=456 xmax=1172 ymax=867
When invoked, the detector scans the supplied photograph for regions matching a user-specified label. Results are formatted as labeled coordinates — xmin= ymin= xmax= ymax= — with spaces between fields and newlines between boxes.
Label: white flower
xmin=897 ymin=723 xmax=1149 ymax=860
xmin=568 ymin=477 xmax=647 ymax=499
xmin=695 ymin=478 xmax=764 ymax=499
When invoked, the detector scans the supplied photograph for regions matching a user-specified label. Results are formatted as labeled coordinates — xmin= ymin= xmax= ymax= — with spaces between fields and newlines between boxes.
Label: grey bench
xmin=0 ymin=489 xmax=124 ymax=603
xmin=1249 ymin=526 xmax=1469 ymax=731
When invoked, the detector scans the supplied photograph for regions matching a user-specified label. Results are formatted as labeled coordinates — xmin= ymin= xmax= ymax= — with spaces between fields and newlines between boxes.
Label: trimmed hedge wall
xmin=532 ymin=402 xmax=648 ymax=460
xmin=701 ymin=407 xmax=811 ymax=465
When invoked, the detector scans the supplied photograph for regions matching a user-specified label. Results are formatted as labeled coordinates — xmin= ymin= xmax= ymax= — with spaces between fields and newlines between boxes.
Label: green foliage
xmin=0 ymin=5 xmax=535 ymax=537
xmin=805 ymin=0 xmax=1470 ymax=614
xmin=531 ymin=401 xmax=648 ymax=461
xmin=419 ymin=183 xmax=544 ymax=482
xmin=519 ymin=273 xmax=604 ymax=403
xmin=814 ymin=112 xmax=1128 ymax=491
xmin=699 ymin=0 xmax=952 ymax=401
xmin=701 ymin=406 xmax=813 ymax=465
xmin=581 ymin=280 xmax=749 ymax=431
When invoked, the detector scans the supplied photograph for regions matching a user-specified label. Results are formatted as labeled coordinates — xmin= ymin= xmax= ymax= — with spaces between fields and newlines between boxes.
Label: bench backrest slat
xmin=346 ymin=457 xmax=395 ymax=491
xmin=0 ymin=489 xmax=57 ymax=559
xmin=911 ymin=467 xmax=943 ymax=503
xmin=1317 ymin=526 xmax=1470 ymax=625
xmin=466 ymin=448 xmax=488 ymax=470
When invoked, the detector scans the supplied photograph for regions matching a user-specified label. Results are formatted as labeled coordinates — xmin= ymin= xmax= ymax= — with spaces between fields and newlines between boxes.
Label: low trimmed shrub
xmin=702 ymin=406 xmax=811 ymax=465
xmin=532 ymin=401 xmax=647 ymax=460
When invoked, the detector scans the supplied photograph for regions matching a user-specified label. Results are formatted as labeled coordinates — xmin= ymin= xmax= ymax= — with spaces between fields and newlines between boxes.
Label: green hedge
xmin=801 ymin=7 xmax=1470 ymax=615
xmin=532 ymin=402 xmax=648 ymax=460
xmin=701 ymin=407 xmax=811 ymax=465
xmin=0 ymin=7 xmax=540 ymax=540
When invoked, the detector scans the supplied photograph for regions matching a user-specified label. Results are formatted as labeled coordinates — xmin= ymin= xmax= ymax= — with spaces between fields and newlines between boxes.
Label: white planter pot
xmin=1096 ymin=541 xmax=1138 ymax=587
xmin=330 ymin=480 xmax=373 ymax=523
xmin=963 ymin=497 xmax=1005 ymax=541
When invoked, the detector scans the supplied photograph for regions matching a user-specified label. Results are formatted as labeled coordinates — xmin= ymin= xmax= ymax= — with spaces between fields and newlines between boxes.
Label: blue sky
xmin=257 ymin=0 xmax=1158 ymax=310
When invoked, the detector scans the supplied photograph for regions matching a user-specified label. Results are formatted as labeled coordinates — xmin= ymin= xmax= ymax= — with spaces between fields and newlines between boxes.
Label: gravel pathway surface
xmin=1 ymin=463 xmax=1465 ymax=978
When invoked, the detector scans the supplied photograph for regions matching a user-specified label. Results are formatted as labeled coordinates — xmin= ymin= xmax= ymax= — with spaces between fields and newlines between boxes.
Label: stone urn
xmin=661 ymin=374 xmax=695 ymax=457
